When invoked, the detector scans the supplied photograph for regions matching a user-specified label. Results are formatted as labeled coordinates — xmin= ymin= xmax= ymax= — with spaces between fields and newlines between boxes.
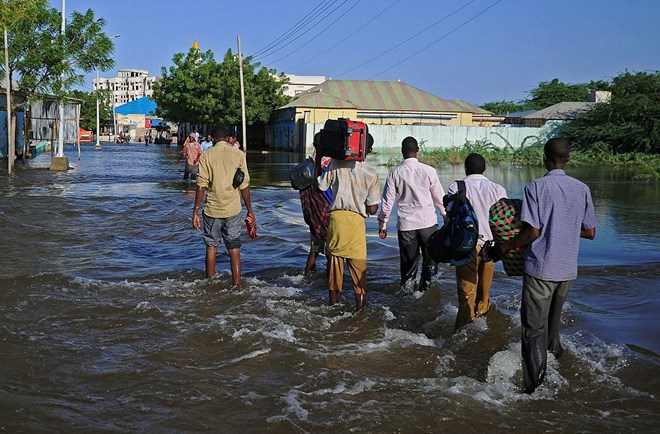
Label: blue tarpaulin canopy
xmin=115 ymin=97 xmax=157 ymax=115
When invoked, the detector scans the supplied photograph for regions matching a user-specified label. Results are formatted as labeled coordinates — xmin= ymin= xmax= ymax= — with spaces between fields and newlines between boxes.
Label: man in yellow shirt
xmin=192 ymin=126 xmax=255 ymax=288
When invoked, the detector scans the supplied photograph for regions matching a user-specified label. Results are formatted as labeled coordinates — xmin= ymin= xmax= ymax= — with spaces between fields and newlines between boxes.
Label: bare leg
xmin=304 ymin=251 xmax=319 ymax=275
xmin=228 ymin=248 xmax=242 ymax=287
xmin=205 ymin=246 xmax=218 ymax=278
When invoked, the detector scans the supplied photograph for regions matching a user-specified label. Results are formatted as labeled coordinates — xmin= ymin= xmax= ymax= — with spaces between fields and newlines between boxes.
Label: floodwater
xmin=0 ymin=143 xmax=658 ymax=432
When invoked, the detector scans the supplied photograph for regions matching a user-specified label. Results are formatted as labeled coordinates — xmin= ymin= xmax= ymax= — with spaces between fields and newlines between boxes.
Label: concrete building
xmin=93 ymin=69 xmax=159 ymax=107
xmin=282 ymin=74 xmax=326 ymax=97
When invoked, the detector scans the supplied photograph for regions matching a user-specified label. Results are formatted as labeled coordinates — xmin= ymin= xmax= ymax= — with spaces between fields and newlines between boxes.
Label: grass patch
xmin=385 ymin=138 xmax=659 ymax=181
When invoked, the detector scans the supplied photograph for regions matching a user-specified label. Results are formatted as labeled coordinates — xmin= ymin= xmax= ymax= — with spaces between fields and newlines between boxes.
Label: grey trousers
xmin=397 ymin=225 xmax=437 ymax=290
xmin=521 ymin=273 xmax=573 ymax=393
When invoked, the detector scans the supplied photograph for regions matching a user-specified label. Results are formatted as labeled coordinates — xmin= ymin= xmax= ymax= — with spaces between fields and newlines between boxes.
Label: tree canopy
xmin=480 ymin=78 xmax=612 ymax=114
xmin=153 ymin=48 xmax=290 ymax=126
xmin=70 ymin=89 xmax=112 ymax=132
xmin=561 ymin=71 xmax=660 ymax=154
xmin=0 ymin=0 xmax=115 ymax=110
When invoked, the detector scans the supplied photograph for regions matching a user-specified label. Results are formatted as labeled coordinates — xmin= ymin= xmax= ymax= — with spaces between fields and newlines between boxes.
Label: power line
xmin=369 ymin=0 xmax=503 ymax=80
xmin=269 ymin=0 xmax=361 ymax=65
xmin=250 ymin=0 xmax=333 ymax=59
xmin=332 ymin=0 xmax=478 ymax=78
xmin=253 ymin=0 xmax=341 ymax=60
xmin=285 ymin=0 xmax=401 ymax=72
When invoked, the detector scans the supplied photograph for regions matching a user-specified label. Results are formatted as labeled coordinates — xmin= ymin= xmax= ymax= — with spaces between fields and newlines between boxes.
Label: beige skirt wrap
xmin=326 ymin=210 xmax=367 ymax=260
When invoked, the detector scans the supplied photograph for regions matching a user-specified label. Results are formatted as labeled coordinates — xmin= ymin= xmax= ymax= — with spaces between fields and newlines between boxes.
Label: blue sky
xmin=56 ymin=0 xmax=659 ymax=105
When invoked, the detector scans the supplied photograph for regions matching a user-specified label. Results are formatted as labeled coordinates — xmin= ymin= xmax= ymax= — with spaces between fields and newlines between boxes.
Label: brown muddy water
xmin=0 ymin=143 xmax=658 ymax=432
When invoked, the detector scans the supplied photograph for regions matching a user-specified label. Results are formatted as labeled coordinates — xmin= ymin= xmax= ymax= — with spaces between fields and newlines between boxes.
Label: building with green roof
xmin=267 ymin=79 xmax=496 ymax=151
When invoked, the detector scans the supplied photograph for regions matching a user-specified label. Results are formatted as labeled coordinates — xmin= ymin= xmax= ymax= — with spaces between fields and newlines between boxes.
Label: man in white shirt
xmin=378 ymin=136 xmax=446 ymax=292
xmin=445 ymin=153 xmax=507 ymax=331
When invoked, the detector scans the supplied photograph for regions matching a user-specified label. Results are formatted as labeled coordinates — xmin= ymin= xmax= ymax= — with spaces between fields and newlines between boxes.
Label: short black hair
xmin=465 ymin=153 xmax=486 ymax=175
xmin=366 ymin=133 xmax=374 ymax=155
xmin=401 ymin=136 xmax=418 ymax=155
xmin=544 ymin=137 xmax=571 ymax=164
xmin=211 ymin=126 xmax=228 ymax=140
xmin=313 ymin=132 xmax=321 ymax=148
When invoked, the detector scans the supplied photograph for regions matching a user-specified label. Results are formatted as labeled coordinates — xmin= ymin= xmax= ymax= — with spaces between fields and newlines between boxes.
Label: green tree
xmin=70 ymin=89 xmax=112 ymax=132
xmin=527 ymin=78 xmax=591 ymax=109
xmin=479 ymin=100 xmax=533 ymax=115
xmin=153 ymin=48 xmax=290 ymax=126
xmin=562 ymin=71 xmax=660 ymax=154
xmin=0 ymin=0 xmax=115 ymax=110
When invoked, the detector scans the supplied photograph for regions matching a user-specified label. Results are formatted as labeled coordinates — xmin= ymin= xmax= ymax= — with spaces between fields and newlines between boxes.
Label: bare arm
xmin=580 ymin=227 xmax=596 ymax=240
xmin=192 ymin=186 xmax=207 ymax=229
xmin=366 ymin=204 xmax=379 ymax=216
xmin=240 ymin=186 xmax=255 ymax=220
xmin=497 ymin=222 xmax=540 ymax=254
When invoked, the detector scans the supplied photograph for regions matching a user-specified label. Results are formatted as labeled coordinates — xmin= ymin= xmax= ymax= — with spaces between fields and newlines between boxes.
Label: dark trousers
xmin=397 ymin=225 xmax=437 ymax=290
xmin=521 ymin=273 xmax=573 ymax=392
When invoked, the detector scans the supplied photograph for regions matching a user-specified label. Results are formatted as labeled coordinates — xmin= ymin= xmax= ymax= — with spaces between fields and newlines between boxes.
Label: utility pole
xmin=50 ymin=0 xmax=68 ymax=170
xmin=237 ymin=35 xmax=246 ymax=153
xmin=4 ymin=26 xmax=13 ymax=175
xmin=95 ymin=67 xmax=101 ymax=149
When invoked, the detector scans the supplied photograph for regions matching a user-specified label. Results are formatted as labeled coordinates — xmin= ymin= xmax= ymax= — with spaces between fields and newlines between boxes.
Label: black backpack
xmin=427 ymin=180 xmax=479 ymax=266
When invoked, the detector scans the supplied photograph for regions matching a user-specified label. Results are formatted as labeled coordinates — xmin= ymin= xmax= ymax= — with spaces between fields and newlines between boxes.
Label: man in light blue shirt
xmin=200 ymin=133 xmax=214 ymax=152
xmin=497 ymin=138 xmax=596 ymax=394
xmin=378 ymin=136 xmax=446 ymax=292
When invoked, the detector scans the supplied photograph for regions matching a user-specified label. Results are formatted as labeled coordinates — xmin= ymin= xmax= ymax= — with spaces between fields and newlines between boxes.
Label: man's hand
xmin=192 ymin=211 xmax=201 ymax=230
xmin=379 ymin=228 xmax=387 ymax=239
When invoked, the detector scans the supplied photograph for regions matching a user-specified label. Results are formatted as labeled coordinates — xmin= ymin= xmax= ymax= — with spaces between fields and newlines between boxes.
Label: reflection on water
xmin=0 ymin=143 xmax=658 ymax=432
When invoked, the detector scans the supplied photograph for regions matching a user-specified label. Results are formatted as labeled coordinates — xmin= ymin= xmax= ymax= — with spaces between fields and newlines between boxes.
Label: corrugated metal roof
xmin=279 ymin=90 xmax=357 ymax=109
xmin=279 ymin=80 xmax=488 ymax=114
xmin=523 ymin=102 xmax=595 ymax=120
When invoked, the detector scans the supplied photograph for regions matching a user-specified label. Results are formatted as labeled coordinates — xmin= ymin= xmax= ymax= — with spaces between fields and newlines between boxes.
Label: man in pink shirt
xmin=378 ymin=136 xmax=446 ymax=292
xmin=177 ymin=133 xmax=203 ymax=181
xmin=445 ymin=153 xmax=507 ymax=331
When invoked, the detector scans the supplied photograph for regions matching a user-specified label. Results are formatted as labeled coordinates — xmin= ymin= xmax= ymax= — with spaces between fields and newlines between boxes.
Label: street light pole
xmin=94 ymin=34 xmax=118 ymax=150
xmin=4 ymin=27 xmax=13 ymax=175
xmin=56 ymin=0 xmax=65 ymax=158
xmin=50 ymin=0 xmax=68 ymax=170
xmin=95 ymin=67 xmax=100 ymax=149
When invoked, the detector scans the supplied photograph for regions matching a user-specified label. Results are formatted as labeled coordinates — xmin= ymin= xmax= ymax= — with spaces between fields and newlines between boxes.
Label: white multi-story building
xmin=93 ymin=69 xmax=159 ymax=106
xmin=282 ymin=74 xmax=326 ymax=97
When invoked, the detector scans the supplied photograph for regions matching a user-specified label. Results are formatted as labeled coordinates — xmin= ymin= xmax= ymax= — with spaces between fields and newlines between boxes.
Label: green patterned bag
xmin=489 ymin=198 xmax=525 ymax=276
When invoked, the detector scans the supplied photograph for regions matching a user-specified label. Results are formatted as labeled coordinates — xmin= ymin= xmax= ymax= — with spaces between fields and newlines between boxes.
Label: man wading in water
xmin=497 ymin=138 xmax=596 ymax=394
xmin=317 ymin=134 xmax=380 ymax=311
xmin=192 ymin=126 xmax=255 ymax=288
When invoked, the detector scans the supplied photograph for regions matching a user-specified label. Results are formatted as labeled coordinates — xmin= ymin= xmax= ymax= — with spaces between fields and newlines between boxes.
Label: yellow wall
xmin=291 ymin=108 xmax=489 ymax=127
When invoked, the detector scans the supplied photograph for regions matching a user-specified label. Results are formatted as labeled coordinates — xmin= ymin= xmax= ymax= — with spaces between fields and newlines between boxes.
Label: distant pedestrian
xmin=229 ymin=136 xmax=241 ymax=151
xmin=200 ymin=133 xmax=214 ymax=152
xmin=496 ymin=138 xmax=596 ymax=394
xmin=177 ymin=133 xmax=203 ymax=181
xmin=378 ymin=136 xmax=446 ymax=293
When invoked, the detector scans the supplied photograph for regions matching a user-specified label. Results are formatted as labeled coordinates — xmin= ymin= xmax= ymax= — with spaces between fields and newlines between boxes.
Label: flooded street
xmin=1 ymin=143 xmax=658 ymax=432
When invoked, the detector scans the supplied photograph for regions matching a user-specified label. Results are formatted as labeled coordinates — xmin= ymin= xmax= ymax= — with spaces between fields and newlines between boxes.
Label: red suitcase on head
xmin=318 ymin=118 xmax=368 ymax=161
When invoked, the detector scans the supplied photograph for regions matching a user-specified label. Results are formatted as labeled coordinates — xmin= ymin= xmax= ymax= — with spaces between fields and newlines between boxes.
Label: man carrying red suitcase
xmin=317 ymin=133 xmax=380 ymax=311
